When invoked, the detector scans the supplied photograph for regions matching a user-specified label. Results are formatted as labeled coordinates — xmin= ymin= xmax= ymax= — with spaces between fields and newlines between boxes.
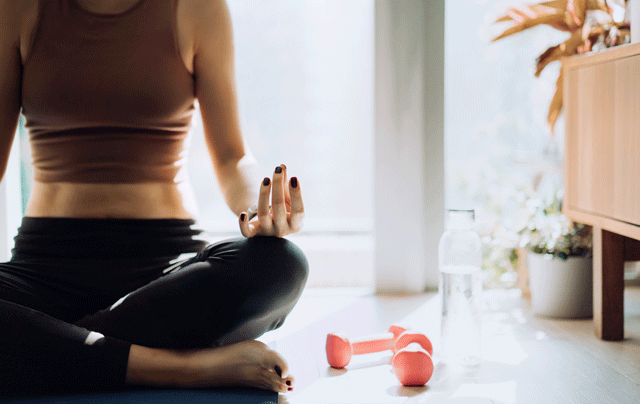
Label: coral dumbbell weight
xmin=326 ymin=325 xmax=416 ymax=367
xmin=391 ymin=342 xmax=434 ymax=386
xmin=326 ymin=325 xmax=434 ymax=386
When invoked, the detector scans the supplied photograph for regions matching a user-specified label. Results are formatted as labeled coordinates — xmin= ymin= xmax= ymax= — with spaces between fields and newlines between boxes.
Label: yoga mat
xmin=0 ymin=388 xmax=278 ymax=404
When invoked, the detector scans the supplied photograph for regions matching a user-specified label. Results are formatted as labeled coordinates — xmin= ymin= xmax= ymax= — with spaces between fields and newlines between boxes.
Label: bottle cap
xmin=446 ymin=209 xmax=475 ymax=230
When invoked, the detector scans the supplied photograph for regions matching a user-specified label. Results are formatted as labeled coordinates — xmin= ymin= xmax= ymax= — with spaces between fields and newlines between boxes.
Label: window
xmin=191 ymin=0 xmax=375 ymax=287
xmin=0 ymin=119 xmax=24 ymax=261
xmin=445 ymin=0 xmax=570 ymax=287
xmin=189 ymin=0 xmax=374 ymax=236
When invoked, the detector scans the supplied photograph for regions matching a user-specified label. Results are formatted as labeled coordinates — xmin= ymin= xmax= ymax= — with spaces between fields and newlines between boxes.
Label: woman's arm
xmin=0 ymin=1 xmax=23 ymax=183
xmin=189 ymin=0 xmax=261 ymax=217
xmin=188 ymin=0 xmax=304 ymax=237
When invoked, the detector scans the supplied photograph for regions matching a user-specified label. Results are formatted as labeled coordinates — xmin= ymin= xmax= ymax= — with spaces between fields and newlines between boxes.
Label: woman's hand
xmin=239 ymin=164 xmax=304 ymax=238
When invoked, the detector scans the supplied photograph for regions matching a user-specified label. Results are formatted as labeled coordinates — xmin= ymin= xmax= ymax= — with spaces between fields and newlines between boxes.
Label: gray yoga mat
xmin=0 ymin=388 xmax=278 ymax=404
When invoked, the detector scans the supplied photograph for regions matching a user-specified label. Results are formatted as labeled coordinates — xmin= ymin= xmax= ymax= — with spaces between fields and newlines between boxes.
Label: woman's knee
xmin=200 ymin=236 xmax=309 ymax=298
xmin=232 ymin=237 xmax=309 ymax=328
xmin=243 ymin=236 xmax=309 ymax=291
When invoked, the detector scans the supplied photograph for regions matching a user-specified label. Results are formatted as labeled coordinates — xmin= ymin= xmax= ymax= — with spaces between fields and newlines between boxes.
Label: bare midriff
xmin=25 ymin=181 xmax=198 ymax=219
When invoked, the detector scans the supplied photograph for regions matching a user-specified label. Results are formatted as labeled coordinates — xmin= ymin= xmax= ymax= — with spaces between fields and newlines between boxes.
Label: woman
xmin=0 ymin=0 xmax=308 ymax=396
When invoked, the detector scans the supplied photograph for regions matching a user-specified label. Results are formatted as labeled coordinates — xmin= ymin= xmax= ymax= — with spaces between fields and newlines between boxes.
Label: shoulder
xmin=1 ymin=1 xmax=20 ymax=43
xmin=179 ymin=0 xmax=232 ymax=50
xmin=0 ymin=0 xmax=39 ymax=49
xmin=2 ymin=0 xmax=39 ymax=28
xmin=180 ymin=0 xmax=228 ymax=21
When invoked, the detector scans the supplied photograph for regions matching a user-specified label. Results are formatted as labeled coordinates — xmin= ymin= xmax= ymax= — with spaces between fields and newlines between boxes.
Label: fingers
xmin=271 ymin=165 xmax=288 ymax=235
xmin=238 ymin=212 xmax=257 ymax=238
xmin=239 ymin=213 xmax=251 ymax=237
xmin=240 ymin=165 xmax=304 ymax=238
xmin=282 ymin=164 xmax=292 ymax=210
xmin=258 ymin=177 xmax=273 ymax=233
xmin=288 ymin=176 xmax=304 ymax=232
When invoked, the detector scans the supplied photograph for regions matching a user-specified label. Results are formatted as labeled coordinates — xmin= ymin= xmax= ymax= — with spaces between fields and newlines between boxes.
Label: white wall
xmin=374 ymin=0 xmax=445 ymax=293
xmin=0 ymin=130 xmax=24 ymax=261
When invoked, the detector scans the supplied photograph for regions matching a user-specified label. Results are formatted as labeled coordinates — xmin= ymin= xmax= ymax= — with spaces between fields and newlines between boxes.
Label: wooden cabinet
xmin=563 ymin=42 xmax=640 ymax=340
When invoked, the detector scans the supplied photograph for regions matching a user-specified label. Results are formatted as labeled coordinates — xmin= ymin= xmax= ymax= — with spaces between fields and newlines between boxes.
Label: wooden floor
xmin=257 ymin=286 xmax=640 ymax=404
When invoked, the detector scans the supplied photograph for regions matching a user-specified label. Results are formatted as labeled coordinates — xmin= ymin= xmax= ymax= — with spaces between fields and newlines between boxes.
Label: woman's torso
xmin=19 ymin=0 xmax=199 ymax=219
xmin=25 ymin=182 xmax=197 ymax=219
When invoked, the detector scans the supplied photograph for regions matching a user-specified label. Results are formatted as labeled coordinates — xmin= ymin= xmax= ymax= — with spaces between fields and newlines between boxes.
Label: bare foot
xmin=127 ymin=340 xmax=295 ymax=393
xmin=187 ymin=340 xmax=294 ymax=393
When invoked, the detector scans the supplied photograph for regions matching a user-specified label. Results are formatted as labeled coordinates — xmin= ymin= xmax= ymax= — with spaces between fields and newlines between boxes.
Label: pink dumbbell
xmin=392 ymin=342 xmax=434 ymax=386
xmin=326 ymin=325 xmax=434 ymax=386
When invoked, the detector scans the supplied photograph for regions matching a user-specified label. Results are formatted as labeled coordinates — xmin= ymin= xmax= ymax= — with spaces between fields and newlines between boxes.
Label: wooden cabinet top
xmin=564 ymin=42 xmax=640 ymax=69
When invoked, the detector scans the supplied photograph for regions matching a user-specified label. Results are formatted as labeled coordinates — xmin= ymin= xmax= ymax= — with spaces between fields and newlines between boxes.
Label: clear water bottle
xmin=438 ymin=209 xmax=482 ymax=366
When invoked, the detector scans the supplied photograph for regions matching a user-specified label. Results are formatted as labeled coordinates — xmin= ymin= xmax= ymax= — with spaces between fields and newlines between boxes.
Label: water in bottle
xmin=438 ymin=209 xmax=482 ymax=366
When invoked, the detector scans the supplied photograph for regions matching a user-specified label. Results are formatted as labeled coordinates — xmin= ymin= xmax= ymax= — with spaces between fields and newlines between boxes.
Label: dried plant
xmin=492 ymin=0 xmax=630 ymax=135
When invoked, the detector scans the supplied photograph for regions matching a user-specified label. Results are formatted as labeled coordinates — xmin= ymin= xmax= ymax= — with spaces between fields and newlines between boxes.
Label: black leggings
xmin=0 ymin=218 xmax=309 ymax=397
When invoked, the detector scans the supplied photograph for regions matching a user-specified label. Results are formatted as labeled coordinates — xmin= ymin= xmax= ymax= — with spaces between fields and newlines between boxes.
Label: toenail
xmin=286 ymin=380 xmax=291 ymax=386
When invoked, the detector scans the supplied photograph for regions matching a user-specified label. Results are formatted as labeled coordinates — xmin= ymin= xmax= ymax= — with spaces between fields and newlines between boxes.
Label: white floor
xmin=258 ymin=287 xmax=640 ymax=404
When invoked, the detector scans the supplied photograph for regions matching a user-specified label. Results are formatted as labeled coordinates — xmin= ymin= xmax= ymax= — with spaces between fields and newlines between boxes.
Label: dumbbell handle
xmin=350 ymin=332 xmax=396 ymax=355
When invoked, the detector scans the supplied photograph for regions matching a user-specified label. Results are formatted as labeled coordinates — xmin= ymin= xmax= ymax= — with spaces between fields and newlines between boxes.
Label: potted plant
xmin=517 ymin=191 xmax=593 ymax=318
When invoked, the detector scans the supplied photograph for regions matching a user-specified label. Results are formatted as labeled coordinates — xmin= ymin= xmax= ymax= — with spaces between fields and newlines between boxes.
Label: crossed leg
xmin=0 ymin=236 xmax=309 ymax=396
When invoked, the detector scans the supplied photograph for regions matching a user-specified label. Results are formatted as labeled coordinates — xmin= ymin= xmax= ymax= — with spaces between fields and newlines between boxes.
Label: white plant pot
xmin=527 ymin=252 xmax=593 ymax=319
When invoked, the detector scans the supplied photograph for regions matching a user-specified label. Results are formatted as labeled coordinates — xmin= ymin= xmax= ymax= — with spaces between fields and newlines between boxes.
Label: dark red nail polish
xmin=286 ymin=380 xmax=291 ymax=386
xmin=288 ymin=387 xmax=293 ymax=391
xmin=291 ymin=177 xmax=298 ymax=188
xmin=275 ymin=166 xmax=282 ymax=174
xmin=240 ymin=213 xmax=246 ymax=221
xmin=263 ymin=177 xmax=270 ymax=186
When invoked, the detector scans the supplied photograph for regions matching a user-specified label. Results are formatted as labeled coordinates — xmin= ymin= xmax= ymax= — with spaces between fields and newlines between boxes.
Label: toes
xmin=265 ymin=368 xmax=288 ymax=393
xmin=268 ymin=351 xmax=290 ymax=379
xmin=284 ymin=375 xmax=295 ymax=391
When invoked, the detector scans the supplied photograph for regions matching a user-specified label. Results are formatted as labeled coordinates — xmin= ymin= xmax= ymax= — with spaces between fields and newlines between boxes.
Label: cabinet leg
xmin=593 ymin=227 xmax=624 ymax=340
